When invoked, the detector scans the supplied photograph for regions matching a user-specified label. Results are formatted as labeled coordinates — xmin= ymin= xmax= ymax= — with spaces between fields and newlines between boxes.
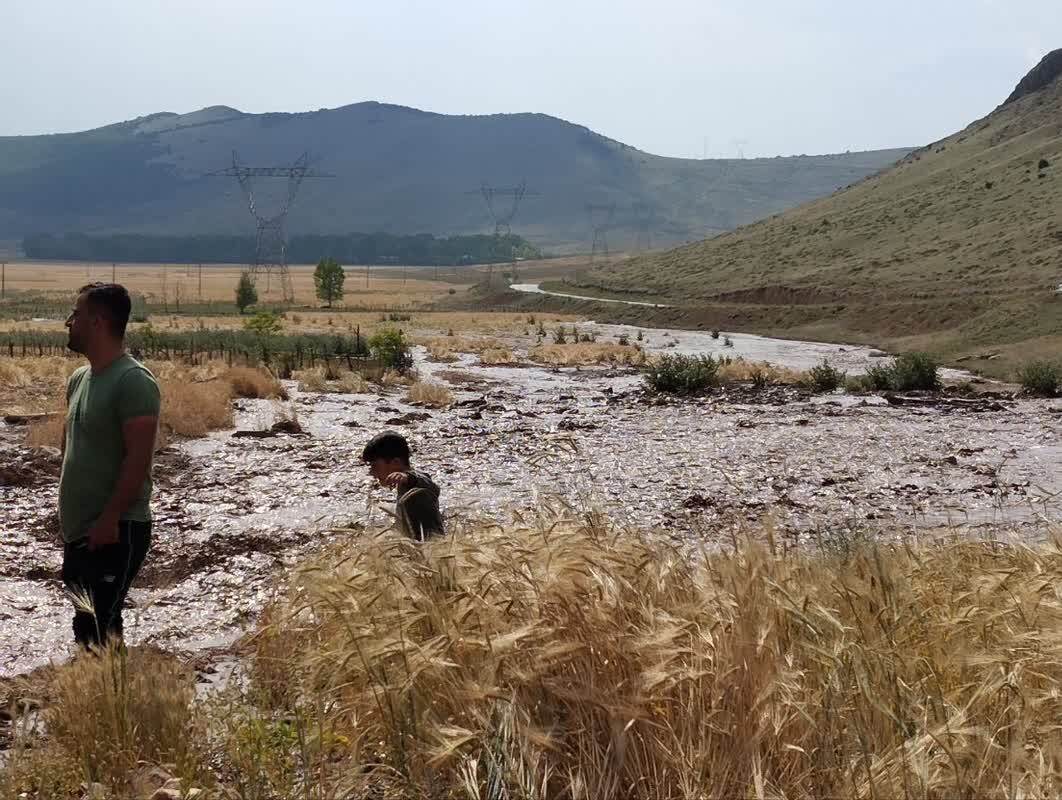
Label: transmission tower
xmin=208 ymin=151 xmax=331 ymax=302
xmin=468 ymin=180 xmax=536 ymax=284
xmin=632 ymin=199 xmax=653 ymax=253
xmin=586 ymin=202 xmax=616 ymax=264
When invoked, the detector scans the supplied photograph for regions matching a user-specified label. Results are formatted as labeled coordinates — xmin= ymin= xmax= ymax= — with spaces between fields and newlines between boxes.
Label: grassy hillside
xmin=585 ymin=52 xmax=1062 ymax=375
xmin=0 ymin=102 xmax=906 ymax=251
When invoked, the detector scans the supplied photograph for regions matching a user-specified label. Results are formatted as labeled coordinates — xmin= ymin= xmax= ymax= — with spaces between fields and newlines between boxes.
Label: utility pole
xmin=587 ymin=202 xmax=616 ymax=263
xmin=112 ymin=263 xmax=116 ymax=283
xmin=467 ymin=180 xmax=537 ymax=287
xmin=1 ymin=262 xmax=5 ymax=300
xmin=207 ymin=150 xmax=332 ymax=303
xmin=198 ymin=263 xmax=203 ymax=303
xmin=365 ymin=264 xmax=370 ymax=288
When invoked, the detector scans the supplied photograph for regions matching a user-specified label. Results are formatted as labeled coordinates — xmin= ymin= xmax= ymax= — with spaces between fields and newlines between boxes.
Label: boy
xmin=362 ymin=431 xmax=444 ymax=541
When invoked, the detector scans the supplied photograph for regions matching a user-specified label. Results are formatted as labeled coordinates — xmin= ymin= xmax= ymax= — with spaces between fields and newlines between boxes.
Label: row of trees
xmin=22 ymin=231 xmax=543 ymax=265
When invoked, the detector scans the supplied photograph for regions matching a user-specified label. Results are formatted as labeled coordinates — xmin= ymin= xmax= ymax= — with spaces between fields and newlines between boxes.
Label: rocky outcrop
xmin=1004 ymin=48 xmax=1062 ymax=105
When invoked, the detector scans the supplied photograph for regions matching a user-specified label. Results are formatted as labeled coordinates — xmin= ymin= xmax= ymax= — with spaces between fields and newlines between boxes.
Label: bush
xmin=553 ymin=326 xmax=568 ymax=344
xmin=808 ymin=359 xmax=845 ymax=392
xmin=710 ymin=329 xmax=720 ymax=340
xmin=863 ymin=363 xmax=894 ymax=391
xmin=856 ymin=353 xmax=940 ymax=392
xmin=368 ymin=326 xmax=413 ymax=373
xmin=406 ymin=380 xmax=454 ymax=408
xmin=225 ymin=366 xmax=287 ymax=400
xmin=243 ymin=310 xmax=284 ymax=337
xmin=1018 ymin=360 xmax=1062 ymax=396
xmin=891 ymin=352 xmax=939 ymax=391
xmin=644 ymin=354 xmax=720 ymax=395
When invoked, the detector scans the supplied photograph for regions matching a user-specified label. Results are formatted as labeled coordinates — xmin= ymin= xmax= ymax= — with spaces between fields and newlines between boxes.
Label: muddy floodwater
xmin=2 ymin=322 xmax=1060 ymax=677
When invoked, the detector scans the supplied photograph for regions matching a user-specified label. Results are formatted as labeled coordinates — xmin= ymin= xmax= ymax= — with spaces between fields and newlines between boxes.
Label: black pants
xmin=61 ymin=521 xmax=152 ymax=648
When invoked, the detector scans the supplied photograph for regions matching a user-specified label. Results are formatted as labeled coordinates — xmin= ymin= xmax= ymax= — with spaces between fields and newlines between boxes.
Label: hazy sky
xmin=5 ymin=0 xmax=1061 ymax=158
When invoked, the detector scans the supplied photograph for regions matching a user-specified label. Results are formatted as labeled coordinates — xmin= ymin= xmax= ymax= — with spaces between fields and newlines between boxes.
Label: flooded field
xmin=2 ymin=321 xmax=1059 ymax=678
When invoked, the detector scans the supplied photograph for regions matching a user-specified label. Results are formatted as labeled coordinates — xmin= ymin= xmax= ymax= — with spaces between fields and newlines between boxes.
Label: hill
xmin=0 ymin=103 xmax=907 ymax=252
xmin=584 ymin=50 xmax=1062 ymax=374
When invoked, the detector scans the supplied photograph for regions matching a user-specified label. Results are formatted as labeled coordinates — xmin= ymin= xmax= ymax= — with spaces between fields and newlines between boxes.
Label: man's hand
xmin=384 ymin=471 xmax=410 ymax=491
xmin=86 ymin=514 xmax=120 ymax=552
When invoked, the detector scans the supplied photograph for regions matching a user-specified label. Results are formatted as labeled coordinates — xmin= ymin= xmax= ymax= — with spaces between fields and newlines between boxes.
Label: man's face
xmin=65 ymin=293 xmax=98 ymax=354
xmin=367 ymin=457 xmax=405 ymax=487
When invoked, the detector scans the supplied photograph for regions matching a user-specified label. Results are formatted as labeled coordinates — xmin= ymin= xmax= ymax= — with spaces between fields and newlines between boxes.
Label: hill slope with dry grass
xmin=586 ymin=52 xmax=1062 ymax=373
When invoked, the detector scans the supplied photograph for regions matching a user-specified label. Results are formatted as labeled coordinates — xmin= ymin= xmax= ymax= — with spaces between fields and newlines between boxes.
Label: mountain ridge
xmin=0 ymin=102 xmax=907 ymax=251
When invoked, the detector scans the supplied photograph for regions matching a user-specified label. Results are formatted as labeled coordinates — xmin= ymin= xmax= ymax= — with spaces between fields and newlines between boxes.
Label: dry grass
xmin=0 ymin=645 xmax=205 ymax=798
xmin=157 ymin=379 xmax=234 ymax=439
xmin=224 ymin=366 xmax=288 ymax=399
xmin=478 ymin=347 xmax=516 ymax=365
xmin=241 ymin=519 xmax=1062 ymax=799
xmin=294 ymin=366 xmax=370 ymax=394
xmin=717 ymin=358 xmax=807 ymax=385
xmin=0 ymin=262 xmax=468 ymax=307
xmin=10 ymin=518 xmax=1062 ymax=796
xmin=379 ymin=369 xmax=414 ymax=388
xmin=529 ymin=342 xmax=648 ymax=367
xmin=8 ymin=357 xmax=283 ymax=448
xmin=422 ymin=335 xmax=508 ymax=362
xmin=335 ymin=370 xmax=370 ymax=393
xmin=405 ymin=380 xmax=454 ymax=408
xmin=294 ymin=365 xmax=330 ymax=393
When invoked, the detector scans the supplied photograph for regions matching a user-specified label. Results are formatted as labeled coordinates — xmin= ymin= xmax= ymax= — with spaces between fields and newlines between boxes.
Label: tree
xmin=314 ymin=257 xmax=346 ymax=307
xmin=368 ymin=326 xmax=413 ymax=373
xmin=236 ymin=271 xmax=258 ymax=314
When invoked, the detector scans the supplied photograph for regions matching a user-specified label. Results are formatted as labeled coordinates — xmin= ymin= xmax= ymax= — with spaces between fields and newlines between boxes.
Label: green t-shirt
xmin=59 ymin=354 xmax=161 ymax=543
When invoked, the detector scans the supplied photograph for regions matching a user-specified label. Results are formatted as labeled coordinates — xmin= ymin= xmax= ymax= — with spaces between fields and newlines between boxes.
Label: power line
xmin=467 ymin=180 xmax=538 ymax=285
xmin=586 ymin=202 xmax=616 ymax=264
xmin=207 ymin=151 xmax=332 ymax=303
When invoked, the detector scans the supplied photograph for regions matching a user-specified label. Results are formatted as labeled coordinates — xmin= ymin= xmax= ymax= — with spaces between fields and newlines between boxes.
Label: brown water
xmin=2 ymin=325 xmax=1058 ymax=678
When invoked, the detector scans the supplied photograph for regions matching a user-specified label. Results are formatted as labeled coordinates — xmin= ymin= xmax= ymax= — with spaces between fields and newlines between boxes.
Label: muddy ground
xmin=2 ymin=321 xmax=1060 ymax=678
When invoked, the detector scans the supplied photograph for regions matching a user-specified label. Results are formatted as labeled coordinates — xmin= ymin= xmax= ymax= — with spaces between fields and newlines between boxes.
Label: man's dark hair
xmin=362 ymin=431 xmax=411 ymax=465
xmin=79 ymin=283 xmax=132 ymax=338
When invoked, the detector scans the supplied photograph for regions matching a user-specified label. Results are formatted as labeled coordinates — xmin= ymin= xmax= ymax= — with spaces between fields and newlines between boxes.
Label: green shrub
xmin=368 ymin=326 xmax=413 ymax=372
xmin=1018 ymin=360 xmax=1062 ymax=396
xmin=856 ymin=353 xmax=939 ymax=392
xmin=844 ymin=375 xmax=871 ymax=393
xmin=553 ymin=326 xmax=568 ymax=344
xmin=244 ymin=310 xmax=284 ymax=337
xmin=891 ymin=352 xmax=939 ymax=391
xmin=809 ymin=359 xmax=845 ymax=393
xmin=644 ymin=354 xmax=720 ymax=395
xmin=863 ymin=364 xmax=894 ymax=391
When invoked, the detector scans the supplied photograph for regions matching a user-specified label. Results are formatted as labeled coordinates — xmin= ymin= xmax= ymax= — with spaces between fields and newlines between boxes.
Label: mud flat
xmin=1 ymin=323 xmax=1058 ymax=677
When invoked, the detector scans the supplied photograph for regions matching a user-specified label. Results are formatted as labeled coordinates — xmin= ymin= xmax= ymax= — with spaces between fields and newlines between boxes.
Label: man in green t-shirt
xmin=59 ymin=283 xmax=160 ymax=649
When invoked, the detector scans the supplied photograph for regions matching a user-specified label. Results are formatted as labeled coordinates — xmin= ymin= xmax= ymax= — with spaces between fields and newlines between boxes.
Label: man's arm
xmin=85 ymin=416 xmax=157 ymax=551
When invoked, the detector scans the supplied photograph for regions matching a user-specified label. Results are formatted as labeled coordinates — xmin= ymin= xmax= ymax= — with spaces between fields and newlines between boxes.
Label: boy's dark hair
xmin=79 ymin=283 xmax=132 ymax=338
xmin=362 ymin=431 xmax=410 ymax=465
